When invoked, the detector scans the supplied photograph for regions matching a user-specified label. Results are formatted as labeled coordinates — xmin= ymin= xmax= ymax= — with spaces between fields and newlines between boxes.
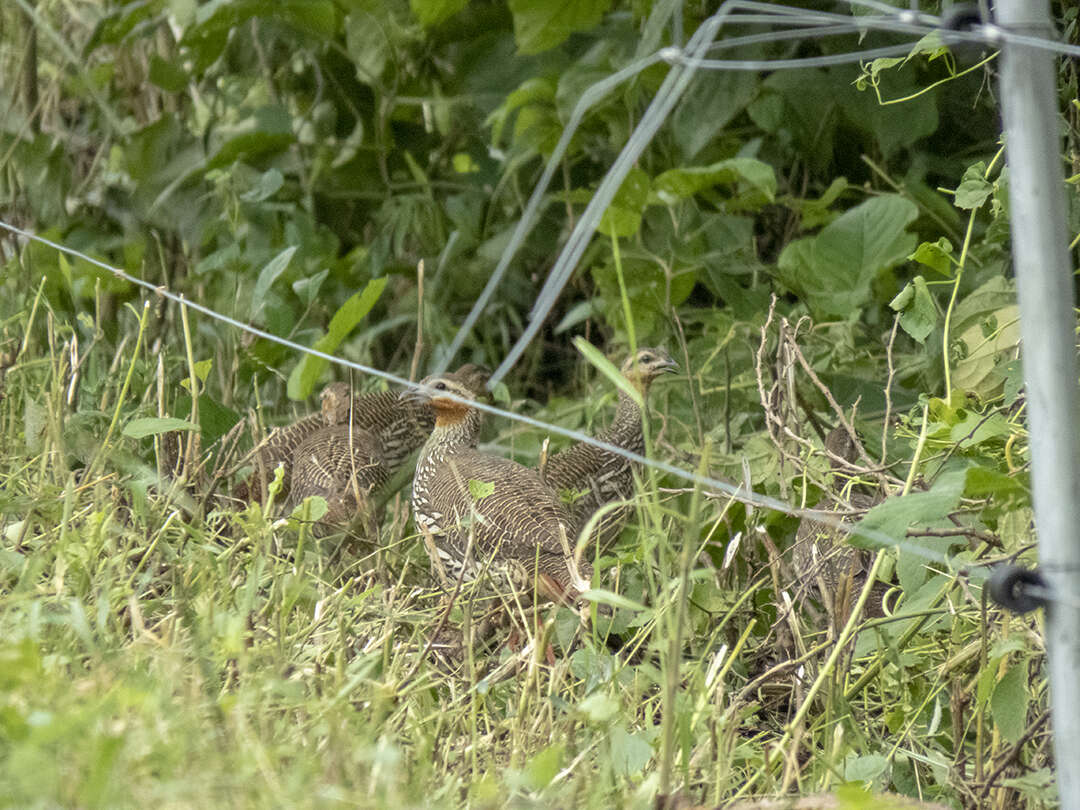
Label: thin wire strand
xmin=473 ymin=0 xmax=1079 ymax=387
xmin=2 ymin=218 xmax=982 ymax=579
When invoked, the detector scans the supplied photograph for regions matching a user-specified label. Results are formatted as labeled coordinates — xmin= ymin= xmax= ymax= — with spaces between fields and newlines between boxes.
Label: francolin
xmin=793 ymin=426 xmax=889 ymax=623
xmin=403 ymin=372 xmax=590 ymax=604
xmin=542 ymin=347 xmax=677 ymax=550
xmin=287 ymin=365 xmax=490 ymax=537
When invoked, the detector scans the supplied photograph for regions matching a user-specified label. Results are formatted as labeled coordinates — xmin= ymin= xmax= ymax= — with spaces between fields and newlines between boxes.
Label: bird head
xmin=319 ymin=382 xmax=353 ymax=424
xmin=399 ymin=371 xmax=484 ymax=426
xmin=620 ymin=347 xmax=678 ymax=392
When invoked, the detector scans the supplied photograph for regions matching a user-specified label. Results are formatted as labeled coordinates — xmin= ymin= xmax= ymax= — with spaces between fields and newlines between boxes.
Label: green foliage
xmin=0 ymin=0 xmax=1069 ymax=806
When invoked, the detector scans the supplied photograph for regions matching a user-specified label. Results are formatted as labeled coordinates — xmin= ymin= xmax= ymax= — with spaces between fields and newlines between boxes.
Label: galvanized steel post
xmin=996 ymin=1 xmax=1080 ymax=805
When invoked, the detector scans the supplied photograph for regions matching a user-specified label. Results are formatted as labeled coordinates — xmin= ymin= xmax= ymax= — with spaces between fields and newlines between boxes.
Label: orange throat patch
xmin=431 ymin=397 xmax=472 ymax=426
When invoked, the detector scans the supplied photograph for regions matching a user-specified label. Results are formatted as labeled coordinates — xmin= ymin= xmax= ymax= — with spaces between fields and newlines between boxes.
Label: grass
xmin=0 ymin=266 xmax=1055 ymax=810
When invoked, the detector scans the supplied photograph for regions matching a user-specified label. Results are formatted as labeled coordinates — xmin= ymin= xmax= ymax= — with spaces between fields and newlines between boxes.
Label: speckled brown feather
xmin=407 ymin=373 xmax=588 ymax=601
xmin=792 ymin=427 xmax=889 ymax=620
xmin=288 ymin=364 xmax=491 ymax=537
xmin=542 ymin=347 xmax=677 ymax=549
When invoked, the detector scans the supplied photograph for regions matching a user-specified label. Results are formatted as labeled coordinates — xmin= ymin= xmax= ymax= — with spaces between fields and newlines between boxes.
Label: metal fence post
xmin=996 ymin=1 xmax=1080 ymax=806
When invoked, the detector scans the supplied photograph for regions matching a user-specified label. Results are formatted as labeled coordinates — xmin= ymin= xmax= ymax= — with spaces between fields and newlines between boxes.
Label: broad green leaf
xmin=889 ymin=275 xmax=937 ymax=343
xmin=508 ymin=0 xmax=611 ymax=54
xmin=240 ymin=168 xmax=284 ymax=202
xmin=292 ymin=269 xmax=329 ymax=307
xmin=148 ymin=54 xmax=188 ymax=93
xmin=955 ymin=162 xmax=993 ymax=209
xmin=251 ymin=246 xmax=297 ymax=320
xmin=778 ymin=194 xmax=918 ymax=318
xmin=122 ymin=417 xmax=199 ymax=439
xmin=577 ymin=692 xmax=618 ymax=724
xmin=909 ymin=238 xmax=954 ymax=276
xmin=410 ymin=0 xmax=468 ymax=26
xmin=468 ymin=479 xmax=495 ymax=501
xmin=844 ymin=753 xmax=890 ymax=785
xmin=991 ymin=663 xmax=1028 ymax=743
xmin=854 ymin=467 xmax=965 ymax=548
xmin=573 ymin=338 xmax=642 ymax=408
xmin=598 ymin=168 xmax=650 ymax=238
xmin=608 ymin=725 xmax=653 ymax=777
xmin=173 ymin=393 xmax=242 ymax=446
xmin=673 ymin=70 xmax=760 ymax=159
xmin=524 ymin=743 xmax=563 ymax=790
xmin=287 ymin=277 xmax=388 ymax=399
xmin=965 ymin=465 xmax=1027 ymax=501
xmin=952 ymin=304 xmax=1021 ymax=398
xmin=654 ymin=158 xmax=776 ymax=202
xmin=291 ymin=495 xmax=329 ymax=522
xmin=204 ymin=106 xmax=293 ymax=170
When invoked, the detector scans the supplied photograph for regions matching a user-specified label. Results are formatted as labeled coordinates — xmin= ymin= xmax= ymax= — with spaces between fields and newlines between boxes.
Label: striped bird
xmin=403 ymin=372 xmax=589 ymax=603
xmin=542 ymin=347 xmax=677 ymax=550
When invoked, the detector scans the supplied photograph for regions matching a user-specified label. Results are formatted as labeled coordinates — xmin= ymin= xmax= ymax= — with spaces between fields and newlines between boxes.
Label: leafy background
xmin=0 ymin=0 xmax=1077 ymax=807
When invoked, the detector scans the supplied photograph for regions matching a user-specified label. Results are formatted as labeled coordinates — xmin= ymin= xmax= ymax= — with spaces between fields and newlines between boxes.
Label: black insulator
xmin=987 ymin=565 xmax=1048 ymax=614
xmin=942 ymin=4 xmax=988 ymax=32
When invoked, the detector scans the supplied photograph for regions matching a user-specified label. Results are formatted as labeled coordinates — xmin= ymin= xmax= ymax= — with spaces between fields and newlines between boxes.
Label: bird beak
xmin=658 ymin=356 xmax=679 ymax=374
xmin=399 ymin=386 xmax=431 ymax=405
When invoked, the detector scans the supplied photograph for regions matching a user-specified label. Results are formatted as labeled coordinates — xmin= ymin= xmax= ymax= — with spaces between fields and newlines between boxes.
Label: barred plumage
xmin=792 ymin=427 xmax=889 ymax=621
xmin=289 ymin=364 xmax=490 ymax=537
xmin=405 ymin=373 xmax=589 ymax=603
xmin=542 ymin=347 xmax=677 ymax=550
xmin=235 ymin=383 xmax=353 ymax=503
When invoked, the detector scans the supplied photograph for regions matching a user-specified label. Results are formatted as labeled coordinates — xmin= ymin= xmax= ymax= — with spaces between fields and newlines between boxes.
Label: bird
xmin=541 ymin=347 xmax=678 ymax=551
xmin=792 ymin=426 xmax=890 ymax=623
xmin=234 ymin=382 xmax=354 ymax=504
xmin=403 ymin=371 xmax=590 ymax=604
xmin=288 ymin=364 xmax=491 ymax=538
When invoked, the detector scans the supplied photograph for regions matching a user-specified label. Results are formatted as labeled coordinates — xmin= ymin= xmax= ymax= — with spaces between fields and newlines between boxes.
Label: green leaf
xmin=965 ymin=466 xmax=1027 ymax=501
xmin=991 ymin=663 xmax=1028 ymax=744
xmin=572 ymin=338 xmax=642 ymax=408
xmin=240 ymin=168 xmax=284 ymax=202
xmin=508 ymin=0 xmax=611 ymax=54
xmin=909 ymin=238 xmax=954 ymax=276
xmin=291 ymin=495 xmax=329 ymax=522
xmin=673 ymin=71 xmax=760 ymax=159
xmin=654 ymin=158 xmax=776 ymax=202
xmin=578 ymin=692 xmax=618 ymax=724
xmin=608 ymin=725 xmax=653 ymax=777
xmin=287 ymin=277 xmax=388 ymax=399
xmin=854 ymin=467 xmax=966 ymax=547
xmin=955 ymin=162 xmax=993 ymax=209
xmin=778 ymin=194 xmax=918 ymax=318
xmin=122 ymin=417 xmax=199 ymax=439
xmin=410 ymin=0 xmax=468 ymax=27
xmin=292 ymin=269 xmax=329 ymax=307
xmin=468 ymin=479 xmax=495 ymax=501
xmin=598 ymin=167 xmax=650 ymax=238
xmin=889 ymin=275 xmax=937 ymax=343
xmin=952 ymin=304 xmax=1021 ymax=399
xmin=251 ymin=246 xmax=297 ymax=320
xmin=179 ymin=359 xmax=212 ymax=392
xmin=524 ymin=743 xmax=563 ymax=790
xmin=844 ymin=753 xmax=890 ymax=785
xmin=579 ymin=589 xmax=649 ymax=613
xmin=148 ymin=54 xmax=188 ymax=93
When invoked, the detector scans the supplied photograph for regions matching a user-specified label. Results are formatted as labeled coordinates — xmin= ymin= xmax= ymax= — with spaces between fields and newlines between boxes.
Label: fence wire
xmin=436 ymin=0 xmax=1080 ymax=386
xmin=2 ymin=218 xmax=1059 ymax=607
xmin=3 ymin=0 xmax=1075 ymax=608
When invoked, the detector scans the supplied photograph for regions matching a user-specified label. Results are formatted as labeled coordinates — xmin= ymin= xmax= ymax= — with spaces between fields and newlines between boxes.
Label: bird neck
xmin=424 ymin=404 xmax=484 ymax=457
xmin=601 ymin=386 xmax=647 ymax=449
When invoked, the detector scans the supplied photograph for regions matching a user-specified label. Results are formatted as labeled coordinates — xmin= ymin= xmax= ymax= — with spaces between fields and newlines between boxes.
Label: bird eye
xmin=434 ymin=381 xmax=447 ymax=391
xmin=641 ymin=353 xmax=654 ymax=362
